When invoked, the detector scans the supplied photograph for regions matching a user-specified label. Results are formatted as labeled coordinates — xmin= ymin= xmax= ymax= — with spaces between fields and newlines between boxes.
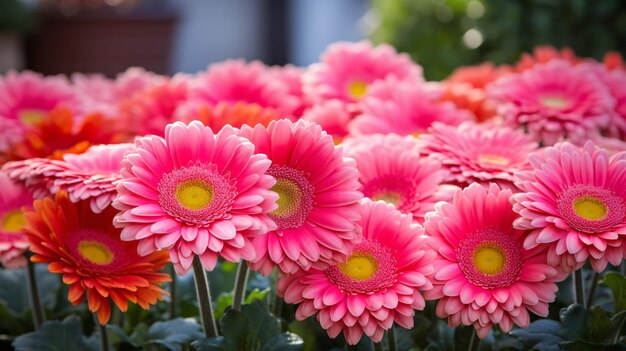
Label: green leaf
xmin=126 ymin=318 xmax=203 ymax=351
xmin=561 ymin=340 xmax=606 ymax=351
xmin=510 ymin=319 xmax=562 ymax=351
xmin=194 ymin=300 xmax=300 ymax=351
xmin=602 ymin=272 xmax=626 ymax=313
xmin=560 ymin=304 xmax=588 ymax=341
xmin=0 ymin=264 xmax=60 ymax=315
xmin=585 ymin=306 xmax=616 ymax=343
xmin=214 ymin=288 xmax=270 ymax=320
xmin=12 ymin=315 xmax=97 ymax=351
xmin=259 ymin=333 xmax=304 ymax=351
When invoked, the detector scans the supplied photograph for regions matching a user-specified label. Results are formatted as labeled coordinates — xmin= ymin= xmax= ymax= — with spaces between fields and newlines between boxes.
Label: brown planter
xmin=26 ymin=6 xmax=178 ymax=77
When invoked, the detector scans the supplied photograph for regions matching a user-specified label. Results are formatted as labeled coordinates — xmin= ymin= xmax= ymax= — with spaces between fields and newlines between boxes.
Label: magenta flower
xmin=513 ymin=142 xmax=626 ymax=272
xmin=239 ymin=119 xmax=363 ymax=275
xmin=113 ymin=121 xmax=278 ymax=274
xmin=278 ymin=199 xmax=433 ymax=345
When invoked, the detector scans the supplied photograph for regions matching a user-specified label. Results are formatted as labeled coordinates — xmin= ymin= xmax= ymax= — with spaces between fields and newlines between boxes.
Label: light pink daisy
xmin=301 ymin=100 xmax=354 ymax=142
xmin=418 ymin=122 xmax=538 ymax=189
xmin=424 ymin=184 xmax=565 ymax=339
xmin=488 ymin=60 xmax=616 ymax=145
xmin=583 ymin=62 xmax=626 ymax=139
xmin=343 ymin=134 xmax=454 ymax=220
xmin=0 ymin=171 xmax=32 ymax=268
xmin=303 ymin=41 xmax=423 ymax=104
xmin=188 ymin=60 xmax=299 ymax=118
xmin=239 ymin=119 xmax=363 ymax=275
xmin=0 ymin=71 xmax=79 ymax=152
xmin=350 ymin=78 xmax=473 ymax=136
xmin=512 ymin=142 xmax=626 ymax=272
xmin=2 ymin=143 xmax=135 ymax=213
xmin=113 ymin=121 xmax=278 ymax=274
xmin=278 ymin=199 xmax=434 ymax=345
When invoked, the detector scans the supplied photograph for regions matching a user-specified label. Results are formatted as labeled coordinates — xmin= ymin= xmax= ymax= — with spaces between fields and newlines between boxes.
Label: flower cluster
xmin=1 ymin=41 xmax=625 ymax=347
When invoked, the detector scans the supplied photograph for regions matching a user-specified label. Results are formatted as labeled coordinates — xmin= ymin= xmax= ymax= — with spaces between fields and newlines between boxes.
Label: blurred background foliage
xmin=370 ymin=0 xmax=626 ymax=80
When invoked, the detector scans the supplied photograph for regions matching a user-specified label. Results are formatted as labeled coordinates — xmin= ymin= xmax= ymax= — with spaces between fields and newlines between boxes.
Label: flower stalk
xmin=573 ymin=269 xmax=585 ymax=305
xmin=192 ymin=256 xmax=219 ymax=337
xmin=25 ymin=255 xmax=45 ymax=329
xmin=232 ymin=262 xmax=250 ymax=311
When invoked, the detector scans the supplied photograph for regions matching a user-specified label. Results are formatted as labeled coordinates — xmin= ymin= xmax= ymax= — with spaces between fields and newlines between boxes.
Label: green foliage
xmin=602 ymin=272 xmax=626 ymax=313
xmin=109 ymin=318 xmax=204 ymax=351
xmin=12 ymin=315 xmax=98 ymax=351
xmin=213 ymin=288 xmax=270 ymax=319
xmin=370 ymin=0 xmax=626 ymax=79
xmin=192 ymin=300 xmax=303 ymax=351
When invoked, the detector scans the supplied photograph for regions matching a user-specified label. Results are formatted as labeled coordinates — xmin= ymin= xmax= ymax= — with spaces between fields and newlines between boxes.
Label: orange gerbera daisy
xmin=5 ymin=107 xmax=121 ymax=162
xmin=23 ymin=191 xmax=170 ymax=324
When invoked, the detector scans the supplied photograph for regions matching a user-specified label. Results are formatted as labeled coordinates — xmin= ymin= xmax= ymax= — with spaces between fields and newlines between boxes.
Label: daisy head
xmin=0 ymin=71 xmax=79 ymax=153
xmin=113 ymin=121 xmax=278 ymax=274
xmin=278 ymin=199 xmax=434 ymax=345
xmin=3 ymin=143 xmax=135 ymax=213
xmin=0 ymin=171 xmax=32 ymax=268
xmin=239 ymin=119 xmax=363 ymax=275
xmin=189 ymin=59 xmax=299 ymax=117
xmin=301 ymin=100 xmax=354 ymax=142
xmin=350 ymin=78 xmax=473 ymax=136
xmin=303 ymin=41 xmax=423 ymax=104
xmin=419 ymin=122 xmax=538 ymax=189
xmin=488 ymin=60 xmax=615 ymax=145
xmin=344 ymin=133 xmax=454 ymax=220
xmin=513 ymin=142 xmax=626 ymax=272
xmin=424 ymin=184 xmax=565 ymax=338
xmin=23 ymin=192 xmax=170 ymax=324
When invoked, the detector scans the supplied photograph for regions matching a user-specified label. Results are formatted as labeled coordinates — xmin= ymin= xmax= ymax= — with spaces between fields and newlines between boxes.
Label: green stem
xmin=192 ymin=256 xmax=219 ymax=337
xmin=586 ymin=272 xmax=600 ymax=308
xmin=26 ymin=256 xmax=45 ymax=329
xmin=573 ymin=270 xmax=585 ymax=305
xmin=95 ymin=314 xmax=109 ymax=351
xmin=169 ymin=264 xmax=177 ymax=319
xmin=388 ymin=325 xmax=398 ymax=351
xmin=232 ymin=262 xmax=250 ymax=311
xmin=468 ymin=329 xmax=480 ymax=351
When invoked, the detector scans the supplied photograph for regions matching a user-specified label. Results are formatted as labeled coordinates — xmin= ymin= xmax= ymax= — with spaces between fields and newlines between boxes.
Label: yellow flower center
xmin=19 ymin=109 xmax=46 ymax=125
xmin=478 ymin=154 xmax=510 ymax=166
xmin=372 ymin=191 xmax=402 ymax=205
xmin=270 ymin=178 xmax=302 ymax=217
xmin=1 ymin=209 xmax=27 ymax=232
xmin=78 ymin=240 xmax=113 ymax=265
xmin=175 ymin=180 xmax=214 ymax=210
xmin=540 ymin=96 xmax=569 ymax=109
xmin=340 ymin=253 xmax=378 ymax=280
xmin=473 ymin=244 xmax=505 ymax=275
xmin=348 ymin=80 xmax=368 ymax=99
xmin=573 ymin=196 xmax=607 ymax=220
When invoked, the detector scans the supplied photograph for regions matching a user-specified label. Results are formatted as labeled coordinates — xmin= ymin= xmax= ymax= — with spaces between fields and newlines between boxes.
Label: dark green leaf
xmin=192 ymin=337 xmax=229 ymax=351
xmin=560 ymin=304 xmax=588 ymax=340
xmin=585 ymin=306 xmax=616 ymax=343
xmin=141 ymin=318 xmax=203 ymax=351
xmin=259 ymin=333 xmax=304 ymax=351
xmin=0 ymin=264 xmax=59 ymax=315
xmin=602 ymin=272 xmax=626 ymax=313
xmin=510 ymin=320 xmax=562 ymax=351
xmin=12 ymin=315 xmax=97 ymax=351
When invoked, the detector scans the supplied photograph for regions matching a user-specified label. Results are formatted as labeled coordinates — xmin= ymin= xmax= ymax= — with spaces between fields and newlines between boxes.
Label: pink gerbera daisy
xmin=583 ymin=62 xmax=626 ymax=139
xmin=512 ymin=142 xmax=626 ymax=272
xmin=3 ymin=143 xmax=135 ymax=213
xmin=118 ymin=74 xmax=191 ymax=137
xmin=303 ymin=41 xmax=423 ymax=104
xmin=343 ymin=134 xmax=454 ymax=220
xmin=515 ymin=46 xmax=578 ymax=72
xmin=0 ymin=171 xmax=32 ymax=268
xmin=113 ymin=121 xmax=278 ymax=274
xmin=488 ymin=60 xmax=616 ymax=145
xmin=188 ymin=60 xmax=299 ymax=118
xmin=418 ymin=122 xmax=538 ymax=189
xmin=0 ymin=71 xmax=79 ymax=152
xmin=350 ymin=78 xmax=473 ymax=136
xmin=424 ymin=184 xmax=565 ymax=339
xmin=269 ymin=64 xmax=309 ymax=117
xmin=239 ymin=119 xmax=363 ymax=275
xmin=301 ymin=100 xmax=354 ymax=142
xmin=278 ymin=199 xmax=434 ymax=345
